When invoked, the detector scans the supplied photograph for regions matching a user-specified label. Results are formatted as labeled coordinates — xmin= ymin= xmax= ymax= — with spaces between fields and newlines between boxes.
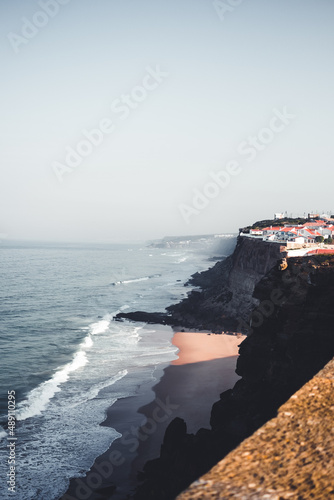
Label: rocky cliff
xmin=117 ymin=236 xmax=287 ymax=333
xmin=168 ymin=236 xmax=287 ymax=332
xmin=134 ymin=253 xmax=334 ymax=500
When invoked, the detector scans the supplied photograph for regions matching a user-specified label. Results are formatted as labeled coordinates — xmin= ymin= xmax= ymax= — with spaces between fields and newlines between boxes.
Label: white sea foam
xmin=12 ymin=319 xmax=162 ymax=500
xmin=0 ymin=238 xmax=215 ymax=500
xmin=17 ymin=349 xmax=88 ymax=421
xmin=123 ymin=276 xmax=149 ymax=284
xmin=85 ymin=369 xmax=128 ymax=401
xmin=130 ymin=326 xmax=143 ymax=340
xmin=82 ymin=336 xmax=93 ymax=348
xmin=16 ymin=310 xmax=132 ymax=421
xmin=176 ymin=256 xmax=188 ymax=263
xmin=112 ymin=274 xmax=161 ymax=285
xmin=90 ymin=318 xmax=111 ymax=335
xmin=0 ymin=425 xmax=7 ymax=441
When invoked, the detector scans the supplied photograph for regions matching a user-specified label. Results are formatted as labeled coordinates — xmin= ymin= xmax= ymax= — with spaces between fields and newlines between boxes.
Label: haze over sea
xmin=0 ymin=236 xmax=235 ymax=499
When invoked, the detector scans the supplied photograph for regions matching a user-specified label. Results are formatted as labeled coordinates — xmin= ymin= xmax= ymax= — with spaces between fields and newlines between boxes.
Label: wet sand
xmin=61 ymin=329 xmax=244 ymax=500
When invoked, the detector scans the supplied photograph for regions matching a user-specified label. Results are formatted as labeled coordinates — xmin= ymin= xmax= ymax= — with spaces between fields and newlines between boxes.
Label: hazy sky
xmin=1 ymin=0 xmax=334 ymax=242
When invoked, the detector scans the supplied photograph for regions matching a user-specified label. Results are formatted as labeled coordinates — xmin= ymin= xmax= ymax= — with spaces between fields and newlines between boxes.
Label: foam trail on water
xmin=111 ymin=275 xmax=161 ymax=285
xmin=123 ymin=277 xmax=149 ymax=284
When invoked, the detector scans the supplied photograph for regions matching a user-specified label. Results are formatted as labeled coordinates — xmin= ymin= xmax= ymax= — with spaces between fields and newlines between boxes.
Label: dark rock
xmin=164 ymin=236 xmax=287 ymax=333
xmin=115 ymin=311 xmax=173 ymax=325
xmin=161 ymin=418 xmax=187 ymax=455
xmin=134 ymin=254 xmax=334 ymax=500
xmin=115 ymin=236 xmax=288 ymax=334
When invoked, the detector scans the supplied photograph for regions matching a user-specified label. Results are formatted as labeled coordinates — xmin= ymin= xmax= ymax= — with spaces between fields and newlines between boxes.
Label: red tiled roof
xmin=275 ymin=228 xmax=298 ymax=234
xmin=306 ymin=249 xmax=334 ymax=255
xmin=303 ymin=229 xmax=321 ymax=237
xmin=308 ymin=230 xmax=322 ymax=237
xmin=302 ymin=222 xmax=324 ymax=227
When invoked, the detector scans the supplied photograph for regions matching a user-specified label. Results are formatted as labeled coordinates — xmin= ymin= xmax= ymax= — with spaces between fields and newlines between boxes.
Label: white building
xmin=262 ymin=226 xmax=283 ymax=236
xmin=320 ymin=225 xmax=334 ymax=239
xmin=250 ymin=229 xmax=264 ymax=236
xmin=265 ymin=234 xmax=277 ymax=241
xmin=275 ymin=228 xmax=299 ymax=241
xmin=289 ymin=236 xmax=307 ymax=244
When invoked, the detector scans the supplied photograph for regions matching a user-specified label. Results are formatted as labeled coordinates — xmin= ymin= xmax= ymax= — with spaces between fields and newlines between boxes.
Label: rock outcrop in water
xmin=134 ymin=253 xmax=334 ymax=500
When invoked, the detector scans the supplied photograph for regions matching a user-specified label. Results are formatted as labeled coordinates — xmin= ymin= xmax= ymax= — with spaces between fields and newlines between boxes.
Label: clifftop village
xmin=241 ymin=213 xmax=334 ymax=257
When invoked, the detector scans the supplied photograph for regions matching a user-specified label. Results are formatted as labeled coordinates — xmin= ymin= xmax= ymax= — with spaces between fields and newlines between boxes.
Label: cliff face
xmin=116 ymin=237 xmax=287 ymax=332
xmin=166 ymin=236 xmax=287 ymax=332
xmin=226 ymin=237 xmax=287 ymax=322
xmin=134 ymin=254 xmax=334 ymax=500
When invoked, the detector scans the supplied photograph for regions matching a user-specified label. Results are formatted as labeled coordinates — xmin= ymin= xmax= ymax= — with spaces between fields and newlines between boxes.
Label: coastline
xmin=131 ymin=331 xmax=245 ymax=493
xmin=61 ymin=327 xmax=243 ymax=500
xmin=61 ymin=233 xmax=334 ymax=500
xmin=134 ymin=253 xmax=334 ymax=500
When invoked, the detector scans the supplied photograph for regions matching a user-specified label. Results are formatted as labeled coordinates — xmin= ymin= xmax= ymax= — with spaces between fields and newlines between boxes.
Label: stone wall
xmin=177 ymin=357 xmax=334 ymax=500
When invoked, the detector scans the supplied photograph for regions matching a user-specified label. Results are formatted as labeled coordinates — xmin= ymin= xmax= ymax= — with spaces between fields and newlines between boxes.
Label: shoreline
xmin=171 ymin=330 xmax=245 ymax=365
xmin=132 ymin=331 xmax=245 ymax=483
xmin=132 ymin=356 xmax=241 ymax=475
xmin=61 ymin=327 xmax=243 ymax=500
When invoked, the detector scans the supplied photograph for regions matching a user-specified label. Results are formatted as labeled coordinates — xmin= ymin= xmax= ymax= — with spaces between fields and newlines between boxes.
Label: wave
xmin=111 ymin=274 xmax=161 ymax=286
xmin=84 ymin=369 xmax=128 ymax=402
xmin=17 ymin=349 xmax=88 ymax=421
xmin=176 ymin=257 xmax=188 ymax=264
xmin=69 ymin=369 xmax=129 ymax=407
xmin=16 ymin=309 xmax=129 ymax=421
xmin=90 ymin=317 xmax=111 ymax=335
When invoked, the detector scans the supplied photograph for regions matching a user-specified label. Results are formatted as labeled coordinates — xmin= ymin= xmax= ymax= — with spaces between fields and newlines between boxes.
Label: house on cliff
xmin=247 ymin=219 xmax=334 ymax=245
xmin=300 ymin=228 xmax=322 ymax=243
xmin=250 ymin=229 xmax=264 ymax=236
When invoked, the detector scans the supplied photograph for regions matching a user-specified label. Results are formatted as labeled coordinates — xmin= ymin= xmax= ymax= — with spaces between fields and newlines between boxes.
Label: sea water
xmin=0 ymin=237 xmax=235 ymax=499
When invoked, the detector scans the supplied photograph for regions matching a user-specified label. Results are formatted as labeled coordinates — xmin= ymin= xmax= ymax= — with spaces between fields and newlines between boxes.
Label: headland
xmin=62 ymin=216 xmax=334 ymax=500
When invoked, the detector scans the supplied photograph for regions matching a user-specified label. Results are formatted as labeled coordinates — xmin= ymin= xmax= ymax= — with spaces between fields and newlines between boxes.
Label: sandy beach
xmin=62 ymin=328 xmax=245 ymax=500
xmin=172 ymin=331 xmax=245 ymax=365
xmin=131 ymin=331 xmax=245 ymax=491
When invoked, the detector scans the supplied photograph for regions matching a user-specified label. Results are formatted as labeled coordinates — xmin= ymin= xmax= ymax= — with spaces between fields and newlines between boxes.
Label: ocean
xmin=0 ymin=236 xmax=235 ymax=499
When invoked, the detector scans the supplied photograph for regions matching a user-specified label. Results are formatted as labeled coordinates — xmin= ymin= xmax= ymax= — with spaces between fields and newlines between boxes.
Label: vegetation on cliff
xmin=240 ymin=217 xmax=308 ymax=233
